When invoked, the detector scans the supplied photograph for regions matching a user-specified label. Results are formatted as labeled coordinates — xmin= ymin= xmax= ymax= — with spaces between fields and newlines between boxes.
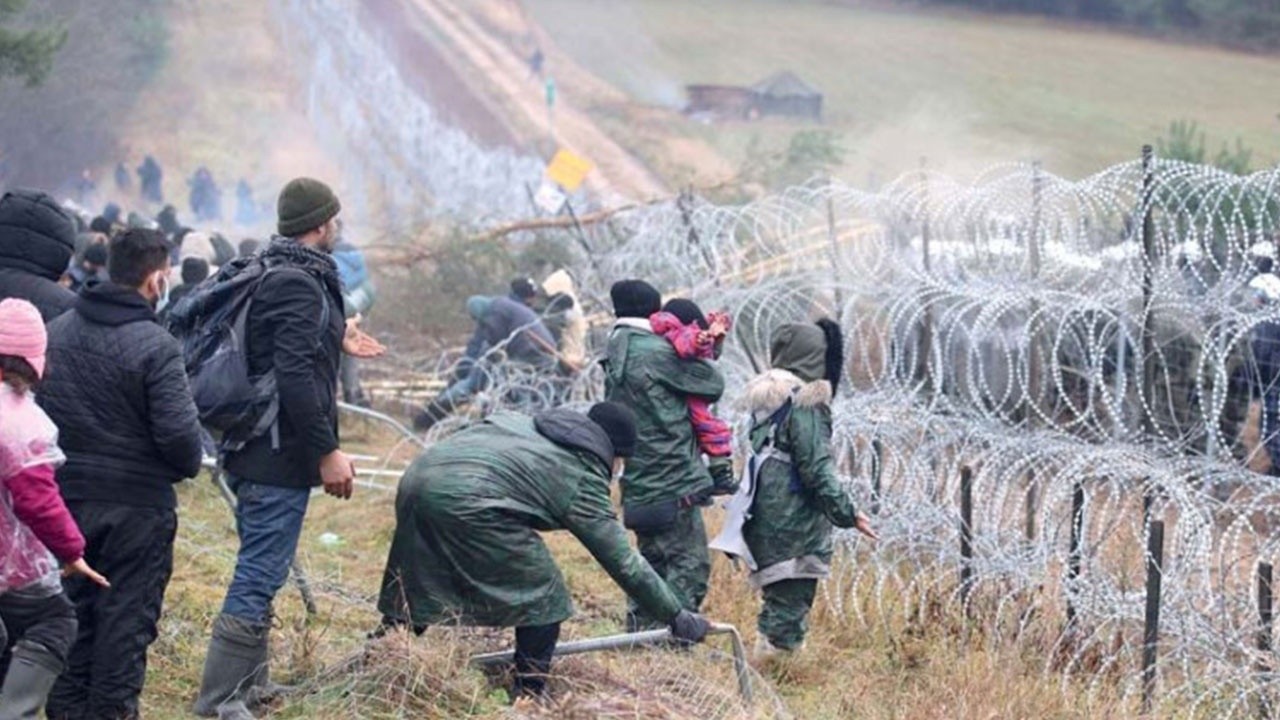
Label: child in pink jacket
xmin=0 ymin=298 xmax=107 ymax=717
xmin=649 ymin=299 xmax=738 ymax=495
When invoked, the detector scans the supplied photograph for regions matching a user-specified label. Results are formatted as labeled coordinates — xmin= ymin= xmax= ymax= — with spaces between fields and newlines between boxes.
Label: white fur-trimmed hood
xmin=743 ymin=369 xmax=833 ymax=416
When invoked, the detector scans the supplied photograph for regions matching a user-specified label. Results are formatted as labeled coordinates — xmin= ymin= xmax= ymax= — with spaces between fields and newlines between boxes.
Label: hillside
xmin=525 ymin=0 xmax=1280 ymax=182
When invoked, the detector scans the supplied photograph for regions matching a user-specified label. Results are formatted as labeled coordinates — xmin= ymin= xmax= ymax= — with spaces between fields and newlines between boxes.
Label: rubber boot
xmin=0 ymin=640 xmax=63 ymax=720
xmin=193 ymin=614 xmax=268 ymax=718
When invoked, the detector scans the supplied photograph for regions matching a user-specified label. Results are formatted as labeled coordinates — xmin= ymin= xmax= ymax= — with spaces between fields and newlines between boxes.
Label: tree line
xmin=917 ymin=0 xmax=1280 ymax=51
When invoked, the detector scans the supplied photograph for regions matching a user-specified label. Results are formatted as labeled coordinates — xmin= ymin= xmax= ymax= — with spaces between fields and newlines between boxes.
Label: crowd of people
xmin=0 ymin=174 xmax=878 ymax=720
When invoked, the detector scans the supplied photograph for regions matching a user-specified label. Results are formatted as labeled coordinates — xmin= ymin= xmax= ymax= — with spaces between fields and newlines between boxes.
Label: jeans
xmin=435 ymin=364 xmax=486 ymax=409
xmin=221 ymin=479 xmax=310 ymax=624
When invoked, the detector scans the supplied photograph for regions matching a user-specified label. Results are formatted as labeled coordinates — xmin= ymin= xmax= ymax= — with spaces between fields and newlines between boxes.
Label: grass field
xmin=525 ymin=0 xmax=1280 ymax=182
xmin=133 ymin=418 xmax=1142 ymax=719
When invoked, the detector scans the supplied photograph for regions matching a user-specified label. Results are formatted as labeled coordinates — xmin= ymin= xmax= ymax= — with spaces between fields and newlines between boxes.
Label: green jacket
xmin=377 ymin=410 xmax=683 ymax=628
xmin=603 ymin=321 xmax=725 ymax=508
xmin=740 ymin=370 xmax=858 ymax=588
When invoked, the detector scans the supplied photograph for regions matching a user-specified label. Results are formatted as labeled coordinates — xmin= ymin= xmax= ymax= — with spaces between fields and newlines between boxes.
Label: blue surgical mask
xmin=154 ymin=273 xmax=172 ymax=313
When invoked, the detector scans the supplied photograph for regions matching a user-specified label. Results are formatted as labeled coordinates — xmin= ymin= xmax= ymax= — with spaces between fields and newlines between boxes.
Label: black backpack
xmin=167 ymin=255 xmax=329 ymax=451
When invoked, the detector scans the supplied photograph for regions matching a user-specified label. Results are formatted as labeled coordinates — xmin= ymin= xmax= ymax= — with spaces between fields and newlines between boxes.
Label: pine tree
xmin=0 ymin=0 xmax=67 ymax=87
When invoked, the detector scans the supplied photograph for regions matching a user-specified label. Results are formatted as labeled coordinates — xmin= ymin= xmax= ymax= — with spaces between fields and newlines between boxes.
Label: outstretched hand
xmin=344 ymin=317 xmax=387 ymax=358
xmin=63 ymin=557 xmax=110 ymax=588
xmin=854 ymin=512 xmax=879 ymax=542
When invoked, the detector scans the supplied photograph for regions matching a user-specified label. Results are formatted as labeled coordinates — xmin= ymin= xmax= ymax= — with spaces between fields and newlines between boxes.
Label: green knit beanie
xmin=277 ymin=177 xmax=341 ymax=237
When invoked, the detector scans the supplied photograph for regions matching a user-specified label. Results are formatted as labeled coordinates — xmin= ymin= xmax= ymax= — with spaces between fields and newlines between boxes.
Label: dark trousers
xmin=626 ymin=506 xmax=710 ymax=630
xmin=0 ymin=587 xmax=77 ymax=677
xmin=513 ymin=623 xmax=561 ymax=697
xmin=759 ymin=578 xmax=818 ymax=650
xmin=47 ymin=501 xmax=177 ymax=720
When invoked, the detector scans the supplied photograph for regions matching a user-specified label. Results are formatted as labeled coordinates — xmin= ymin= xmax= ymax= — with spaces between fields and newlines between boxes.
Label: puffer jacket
xmin=740 ymin=369 xmax=858 ymax=588
xmin=41 ymin=283 xmax=203 ymax=509
xmin=221 ymin=237 xmax=346 ymax=489
xmin=0 ymin=189 xmax=77 ymax=321
xmin=602 ymin=319 xmax=724 ymax=509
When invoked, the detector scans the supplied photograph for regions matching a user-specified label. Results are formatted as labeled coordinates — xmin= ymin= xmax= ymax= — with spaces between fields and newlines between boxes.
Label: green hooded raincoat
xmin=377 ymin=411 xmax=683 ymax=628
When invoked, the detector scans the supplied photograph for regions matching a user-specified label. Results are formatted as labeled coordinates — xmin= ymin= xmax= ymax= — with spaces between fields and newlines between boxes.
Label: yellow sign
xmin=546 ymin=149 xmax=593 ymax=192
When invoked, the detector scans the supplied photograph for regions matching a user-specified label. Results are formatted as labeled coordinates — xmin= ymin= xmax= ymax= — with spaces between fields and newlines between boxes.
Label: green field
xmin=527 ymin=0 xmax=1280 ymax=181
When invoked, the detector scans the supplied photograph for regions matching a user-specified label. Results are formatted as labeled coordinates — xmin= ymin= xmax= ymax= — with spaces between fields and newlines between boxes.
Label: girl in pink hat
xmin=0 ymin=298 xmax=107 ymax=717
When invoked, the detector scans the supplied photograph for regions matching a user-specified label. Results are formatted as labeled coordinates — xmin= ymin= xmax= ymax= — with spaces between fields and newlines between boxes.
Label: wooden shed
xmin=751 ymin=71 xmax=823 ymax=121
xmin=684 ymin=71 xmax=823 ymax=121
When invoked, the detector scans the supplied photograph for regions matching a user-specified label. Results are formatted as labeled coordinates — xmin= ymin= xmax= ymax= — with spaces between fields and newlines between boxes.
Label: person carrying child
xmin=0 ymin=298 xmax=108 ymax=719
xmin=649 ymin=299 xmax=738 ymax=495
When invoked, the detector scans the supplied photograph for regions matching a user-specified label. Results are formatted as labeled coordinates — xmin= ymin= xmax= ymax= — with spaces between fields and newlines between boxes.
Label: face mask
xmin=154 ymin=273 xmax=171 ymax=313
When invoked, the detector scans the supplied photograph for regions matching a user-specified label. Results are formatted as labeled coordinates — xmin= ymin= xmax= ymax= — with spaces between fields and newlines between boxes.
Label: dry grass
xmin=523 ymin=0 xmax=1280 ymax=182
xmin=133 ymin=426 xmax=1161 ymax=719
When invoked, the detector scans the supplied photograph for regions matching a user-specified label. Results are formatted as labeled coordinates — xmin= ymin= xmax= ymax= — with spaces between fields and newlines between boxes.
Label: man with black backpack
xmin=40 ymin=228 xmax=204 ymax=719
xmin=192 ymin=178 xmax=382 ymax=719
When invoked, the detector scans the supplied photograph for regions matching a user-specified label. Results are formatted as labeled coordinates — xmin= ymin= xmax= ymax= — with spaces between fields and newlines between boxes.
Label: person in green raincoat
xmin=376 ymin=402 xmax=712 ymax=696
xmin=728 ymin=319 xmax=877 ymax=656
xmin=602 ymin=280 xmax=733 ymax=630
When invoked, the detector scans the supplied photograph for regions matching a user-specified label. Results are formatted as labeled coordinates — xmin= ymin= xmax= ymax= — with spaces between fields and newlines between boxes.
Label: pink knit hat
xmin=0 ymin=299 xmax=48 ymax=379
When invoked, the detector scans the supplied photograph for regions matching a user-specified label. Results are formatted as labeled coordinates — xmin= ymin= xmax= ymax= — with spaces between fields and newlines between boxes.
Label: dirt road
xmin=402 ymin=0 xmax=672 ymax=202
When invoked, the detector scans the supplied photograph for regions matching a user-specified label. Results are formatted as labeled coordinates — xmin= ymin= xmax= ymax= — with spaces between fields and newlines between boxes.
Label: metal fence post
xmin=1141 ymin=519 xmax=1165 ymax=714
xmin=1260 ymin=562 xmax=1274 ymax=720
xmin=960 ymin=465 xmax=974 ymax=604
xmin=1066 ymin=482 xmax=1085 ymax=625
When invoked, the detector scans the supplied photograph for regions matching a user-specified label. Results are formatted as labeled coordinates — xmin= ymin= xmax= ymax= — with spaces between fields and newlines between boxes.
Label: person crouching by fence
xmin=0 ymin=299 xmax=109 ymax=719
xmin=376 ymin=403 xmax=713 ymax=698
xmin=712 ymin=319 xmax=877 ymax=658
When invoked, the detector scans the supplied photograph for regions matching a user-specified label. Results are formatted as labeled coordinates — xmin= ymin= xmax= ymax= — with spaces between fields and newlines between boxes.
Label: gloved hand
xmin=708 ymin=458 xmax=739 ymax=496
xmin=669 ymin=609 xmax=712 ymax=644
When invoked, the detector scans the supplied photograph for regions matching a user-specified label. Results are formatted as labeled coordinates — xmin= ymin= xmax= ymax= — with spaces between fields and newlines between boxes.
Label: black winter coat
xmin=0 ymin=189 xmax=77 ymax=321
xmin=221 ymin=239 xmax=345 ymax=489
xmin=41 ymin=283 xmax=204 ymax=508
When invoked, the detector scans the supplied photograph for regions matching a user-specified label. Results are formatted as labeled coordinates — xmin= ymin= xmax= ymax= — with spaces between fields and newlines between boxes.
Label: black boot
xmin=412 ymin=398 xmax=454 ymax=432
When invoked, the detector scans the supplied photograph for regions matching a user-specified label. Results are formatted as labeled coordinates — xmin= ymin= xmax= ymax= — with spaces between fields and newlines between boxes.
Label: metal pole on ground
xmin=469 ymin=623 xmax=754 ymax=706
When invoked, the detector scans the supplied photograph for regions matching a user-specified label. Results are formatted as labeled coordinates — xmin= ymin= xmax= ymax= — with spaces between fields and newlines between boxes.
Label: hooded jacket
xmin=378 ymin=410 xmax=682 ymax=629
xmin=603 ymin=320 xmax=725 ymax=508
xmin=41 ymin=283 xmax=204 ymax=509
xmin=739 ymin=367 xmax=858 ymax=588
xmin=0 ymin=189 xmax=77 ymax=321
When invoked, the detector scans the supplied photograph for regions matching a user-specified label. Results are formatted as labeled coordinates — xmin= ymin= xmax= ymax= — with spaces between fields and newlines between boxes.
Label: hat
xmin=465 ymin=295 xmax=493 ymax=321
xmin=542 ymin=269 xmax=577 ymax=299
xmin=510 ymin=277 xmax=538 ymax=300
xmin=662 ymin=298 xmax=707 ymax=329
xmin=0 ymin=299 xmax=47 ymax=378
xmin=182 ymin=256 xmax=210 ymax=285
xmin=770 ymin=318 xmax=845 ymax=392
xmin=610 ymin=279 xmax=661 ymax=319
xmin=588 ymin=402 xmax=637 ymax=458
xmin=277 ymin=177 xmax=341 ymax=237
